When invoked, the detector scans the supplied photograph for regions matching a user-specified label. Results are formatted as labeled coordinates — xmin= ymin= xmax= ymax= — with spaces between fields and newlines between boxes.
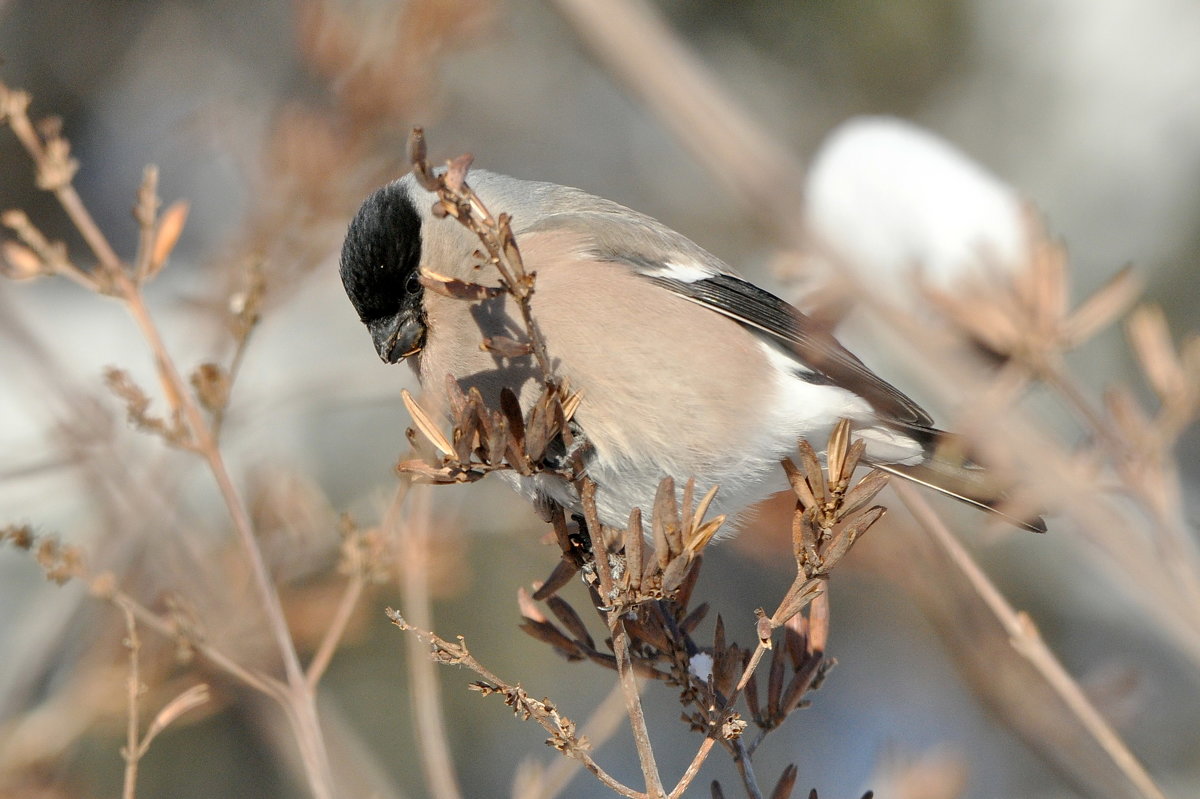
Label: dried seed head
xmin=145 ymin=200 xmax=189 ymax=279
xmin=1 ymin=240 xmax=44 ymax=280
xmin=190 ymin=363 xmax=230 ymax=414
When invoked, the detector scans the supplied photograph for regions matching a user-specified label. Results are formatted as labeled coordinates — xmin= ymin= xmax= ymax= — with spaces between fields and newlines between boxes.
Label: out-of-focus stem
xmin=393 ymin=485 xmax=464 ymax=799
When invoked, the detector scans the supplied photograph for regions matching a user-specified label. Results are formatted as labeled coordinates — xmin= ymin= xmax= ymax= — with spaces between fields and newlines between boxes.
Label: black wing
xmin=648 ymin=272 xmax=935 ymax=429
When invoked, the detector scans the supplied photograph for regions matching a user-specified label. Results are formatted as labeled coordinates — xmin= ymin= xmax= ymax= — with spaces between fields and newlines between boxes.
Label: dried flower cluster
xmin=392 ymin=133 xmax=890 ymax=798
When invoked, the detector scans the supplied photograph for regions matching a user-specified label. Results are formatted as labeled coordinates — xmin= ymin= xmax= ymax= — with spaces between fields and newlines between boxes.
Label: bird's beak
xmin=370 ymin=313 xmax=426 ymax=364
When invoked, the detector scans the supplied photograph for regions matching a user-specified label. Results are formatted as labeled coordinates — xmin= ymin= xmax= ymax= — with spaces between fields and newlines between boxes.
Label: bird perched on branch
xmin=339 ymin=168 xmax=1044 ymax=535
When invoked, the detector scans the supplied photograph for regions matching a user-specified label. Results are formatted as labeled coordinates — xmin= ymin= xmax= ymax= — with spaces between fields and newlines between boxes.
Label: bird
xmin=339 ymin=169 xmax=1044 ymax=535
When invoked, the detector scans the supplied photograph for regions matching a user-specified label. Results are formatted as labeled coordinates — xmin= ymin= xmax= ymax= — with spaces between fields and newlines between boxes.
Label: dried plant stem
xmin=210 ymin=333 xmax=253 ymax=440
xmin=530 ymin=681 xmax=630 ymax=799
xmin=731 ymin=738 xmax=764 ymax=799
xmin=51 ymin=181 xmax=123 ymax=268
xmin=120 ymin=603 xmax=142 ymax=799
xmin=394 ymin=486 xmax=464 ymax=799
xmin=1039 ymin=364 xmax=1200 ymax=616
xmin=4 ymin=84 xmax=333 ymax=794
xmin=581 ymin=480 xmax=666 ymax=798
xmin=667 ymin=630 xmax=775 ymax=798
xmin=668 ymin=738 xmax=718 ymax=799
xmin=109 ymin=586 xmax=280 ymax=698
xmin=2 ymin=95 xmax=123 ymax=270
xmin=5 ymin=84 xmax=312 ymax=697
xmin=305 ymin=575 xmax=366 ymax=691
xmin=387 ymin=609 xmax=642 ymax=799
xmin=410 ymin=131 xmax=557 ymax=386
xmin=894 ymin=482 xmax=1167 ymax=799
xmin=548 ymin=0 xmax=806 ymax=226
xmin=110 ymin=270 xmax=335 ymax=799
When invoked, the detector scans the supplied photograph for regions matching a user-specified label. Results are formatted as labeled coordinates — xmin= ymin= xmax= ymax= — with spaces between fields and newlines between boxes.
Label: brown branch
xmin=386 ymin=607 xmax=645 ymax=799
xmin=394 ymin=485 xmax=464 ymax=799
xmin=120 ymin=603 xmax=142 ymax=799
xmin=523 ymin=680 xmax=632 ymax=799
xmin=305 ymin=575 xmax=366 ymax=691
xmin=548 ymin=0 xmax=807 ymax=230
xmin=894 ymin=481 xmax=1167 ymax=799
xmin=1 ymin=87 xmax=123 ymax=270
xmin=101 ymin=584 xmax=283 ymax=700
xmin=581 ymin=480 xmax=667 ymax=798
xmin=409 ymin=130 xmax=558 ymax=386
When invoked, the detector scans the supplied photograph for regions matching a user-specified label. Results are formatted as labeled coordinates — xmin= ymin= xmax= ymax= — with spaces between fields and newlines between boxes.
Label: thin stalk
xmin=581 ymin=480 xmax=665 ymax=798
xmin=120 ymin=604 xmax=141 ymax=799
xmin=394 ymin=486 xmax=464 ymax=799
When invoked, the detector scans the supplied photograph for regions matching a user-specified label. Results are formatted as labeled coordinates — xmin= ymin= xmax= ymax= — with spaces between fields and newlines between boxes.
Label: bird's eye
xmin=405 ymin=273 xmax=421 ymax=295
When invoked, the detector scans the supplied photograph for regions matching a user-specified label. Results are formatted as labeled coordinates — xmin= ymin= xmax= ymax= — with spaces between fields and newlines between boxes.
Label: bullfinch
xmin=339 ymin=169 xmax=1043 ymax=534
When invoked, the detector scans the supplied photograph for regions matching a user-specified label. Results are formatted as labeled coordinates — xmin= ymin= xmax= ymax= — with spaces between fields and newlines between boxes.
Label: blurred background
xmin=1 ymin=0 xmax=1198 ymax=797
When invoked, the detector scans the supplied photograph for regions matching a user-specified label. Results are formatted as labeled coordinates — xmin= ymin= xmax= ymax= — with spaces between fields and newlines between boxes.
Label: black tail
xmin=870 ymin=432 xmax=1046 ymax=534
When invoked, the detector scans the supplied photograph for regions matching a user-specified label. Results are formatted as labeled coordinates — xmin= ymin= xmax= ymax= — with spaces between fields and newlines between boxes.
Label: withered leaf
xmin=487 ymin=413 xmax=511 ymax=467
xmin=674 ymin=556 xmax=704 ymax=612
xmin=401 ymin=389 xmax=453 ymax=456
xmin=744 ymin=656 xmax=761 ymax=719
xmin=714 ymin=644 xmax=738 ymax=700
xmin=482 ymin=335 xmax=533 ymax=358
xmin=395 ymin=460 xmax=456 ymax=483
xmin=419 ymin=269 xmax=502 ymax=301
xmin=652 ymin=477 xmax=680 ymax=562
xmin=498 ymin=387 xmax=525 ymax=448
xmin=805 ymin=592 xmax=829 ymax=656
xmin=783 ymin=623 xmax=806 ymax=670
xmin=771 ymin=577 xmax=822 ymax=628
xmin=1128 ymin=305 xmax=1186 ymax=402
xmin=1064 ymin=264 xmax=1140 ymax=346
xmin=532 ymin=558 xmax=578 ymax=601
xmin=821 ymin=506 xmax=885 ymax=569
xmin=690 ymin=484 xmax=720 ymax=534
xmin=713 ymin=614 xmax=726 ymax=656
xmin=625 ymin=507 xmax=644 ymax=592
xmin=661 ymin=553 xmax=692 ymax=596
xmin=519 ymin=619 xmax=583 ymax=660
xmin=685 ymin=516 xmax=725 ymax=557
xmin=524 ymin=389 xmax=560 ymax=463
xmin=679 ymin=602 xmax=709 ymax=635
xmin=839 ymin=439 xmax=866 ymax=488
xmin=623 ymin=611 xmax=672 ymax=652
xmin=561 ymin=389 xmax=584 ymax=422
xmin=839 ymin=470 xmax=889 ymax=520
xmin=779 ymin=656 xmax=823 ymax=718
xmin=546 ymin=595 xmax=595 ymax=650
xmin=796 ymin=440 xmax=826 ymax=508
xmin=147 ymin=200 xmax=189 ymax=278
xmin=826 ymin=419 xmax=850 ymax=485
xmin=516 ymin=587 xmax=545 ymax=623
xmin=782 ymin=458 xmax=818 ymax=511
xmin=681 ymin=477 xmax=695 ymax=525
xmin=769 ymin=764 xmax=799 ymax=799
xmin=767 ymin=641 xmax=785 ymax=715
xmin=443 ymin=153 xmax=474 ymax=193
xmin=453 ymin=407 xmax=479 ymax=464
